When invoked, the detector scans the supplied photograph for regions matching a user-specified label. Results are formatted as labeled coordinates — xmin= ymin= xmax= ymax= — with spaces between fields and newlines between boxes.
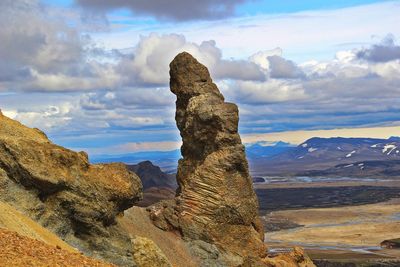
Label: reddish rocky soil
xmin=0 ymin=229 xmax=114 ymax=267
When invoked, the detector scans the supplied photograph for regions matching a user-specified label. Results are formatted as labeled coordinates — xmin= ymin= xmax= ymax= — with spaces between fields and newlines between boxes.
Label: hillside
xmin=0 ymin=201 xmax=75 ymax=252
xmin=127 ymin=161 xmax=177 ymax=189
xmin=0 ymin=228 xmax=114 ymax=267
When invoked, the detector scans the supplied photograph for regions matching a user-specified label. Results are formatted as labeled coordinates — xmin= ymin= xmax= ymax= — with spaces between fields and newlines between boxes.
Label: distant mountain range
xmin=251 ymin=136 xmax=400 ymax=177
xmin=92 ymin=136 xmax=400 ymax=178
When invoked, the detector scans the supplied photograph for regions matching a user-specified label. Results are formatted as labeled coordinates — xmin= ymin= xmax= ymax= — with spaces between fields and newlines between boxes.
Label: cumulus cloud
xmin=215 ymin=36 xmax=400 ymax=134
xmin=0 ymin=0 xmax=119 ymax=92
xmin=226 ymin=80 xmax=306 ymax=104
xmin=75 ymin=0 xmax=251 ymax=21
xmin=80 ymin=88 xmax=174 ymax=110
xmin=357 ymin=34 xmax=400 ymax=62
xmin=10 ymin=104 xmax=74 ymax=132
xmin=267 ymin=55 xmax=305 ymax=79
xmin=117 ymin=33 xmax=266 ymax=86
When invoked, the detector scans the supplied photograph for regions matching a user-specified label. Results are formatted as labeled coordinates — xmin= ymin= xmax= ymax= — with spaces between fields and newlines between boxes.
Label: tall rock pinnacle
xmin=169 ymin=52 xmax=266 ymax=260
xmin=150 ymin=52 xmax=314 ymax=266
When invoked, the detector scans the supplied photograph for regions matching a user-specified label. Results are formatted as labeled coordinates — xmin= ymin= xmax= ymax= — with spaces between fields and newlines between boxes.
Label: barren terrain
xmin=265 ymin=198 xmax=400 ymax=261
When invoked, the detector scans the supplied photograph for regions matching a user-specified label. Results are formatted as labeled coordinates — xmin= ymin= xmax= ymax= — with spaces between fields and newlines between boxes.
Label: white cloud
xmin=0 ymin=0 xmax=119 ymax=92
xmin=249 ymin=48 xmax=282 ymax=69
xmin=94 ymin=2 xmax=400 ymax=63
xmin=356 ymin=34 xmax=400 ymax=62
xmin=228 ymin=80 xmax=306 ymax=104
xmin=11 ymin=104 xmax=73 ymax=132
xmin=117 ymin=33 xmax=265 ymax=86
xmin=82 ymin=141 xmax=182 ymax=155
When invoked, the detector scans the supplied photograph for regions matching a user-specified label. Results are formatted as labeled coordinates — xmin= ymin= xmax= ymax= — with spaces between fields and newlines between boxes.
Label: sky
xmin=0 ymin=0 xmax=400 ymax=156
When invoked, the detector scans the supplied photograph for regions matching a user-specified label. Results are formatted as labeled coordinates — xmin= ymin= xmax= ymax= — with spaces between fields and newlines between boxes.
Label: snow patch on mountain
xmin=346 ymin=150 xmax=356 ymax=158
xmin=346 ymin=151 xmax=356 ymax=158
xmin=383 ymin=144 xmax=397 ymax=155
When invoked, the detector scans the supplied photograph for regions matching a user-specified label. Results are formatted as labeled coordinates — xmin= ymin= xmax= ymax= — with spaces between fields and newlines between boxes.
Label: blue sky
xmin=44 ymin=0 xmax=391 ymax=15
xmin=239 ymin=0 xmax=393 ymax=15
xmin=0 ymin=0 xmax=400 ymax=156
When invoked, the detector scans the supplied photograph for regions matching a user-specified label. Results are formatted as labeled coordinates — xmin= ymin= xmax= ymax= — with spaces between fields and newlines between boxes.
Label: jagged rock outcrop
xmin=149 ymin=52 xmax=315 ymax=266
xmin=149 ymin=52 xmax=265 ymax=265
xmin=0 ymin=112 xmax=142 ymax=266
xmin=171 ymin=52 xmax=266 ymax=259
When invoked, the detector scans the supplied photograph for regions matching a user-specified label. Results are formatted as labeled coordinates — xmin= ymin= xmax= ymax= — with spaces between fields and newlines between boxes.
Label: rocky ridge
xmin=0 ymin=112 xmax=143 ymax=266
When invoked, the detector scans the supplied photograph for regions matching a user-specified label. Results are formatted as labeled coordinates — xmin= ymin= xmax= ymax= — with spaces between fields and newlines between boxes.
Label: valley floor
xmin=255 ymin=179 xmax=400 ymax=264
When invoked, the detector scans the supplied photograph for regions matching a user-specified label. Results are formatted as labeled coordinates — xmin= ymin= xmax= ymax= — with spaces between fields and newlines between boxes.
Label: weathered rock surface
xmin=120 ymin=206 xmax=200 ymax=267
xmin=263 ymin=247 xmax=315 ymax=267
xmin=149 ymin=52 xmax=265 ymax=265
xmin=132 ymin=236 xmax=172 ymax=267
xmin=0 ymin=112 xmax=142 ymax=266
xmin=148 ymin=52 xmax=315 ymax=266
xmin=172 ymin=51 xmax=265 ymax=258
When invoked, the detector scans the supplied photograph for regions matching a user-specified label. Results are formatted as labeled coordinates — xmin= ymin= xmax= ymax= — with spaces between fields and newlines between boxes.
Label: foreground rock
xmin=132 ymin=236 xmax=172 ymax=267
xmin=0 ymin=112 xmax=142 ymax=265
xmin=149 ymin=52 xmax=314 ymax=266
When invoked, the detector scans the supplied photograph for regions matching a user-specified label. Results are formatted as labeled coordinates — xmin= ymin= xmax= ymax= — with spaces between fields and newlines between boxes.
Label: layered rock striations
xmin=150 ymin=52 xmax=266 ymax=264
xmin=149 ymin=52 xmax=315 ymax=266
xmin=0 ymin=112 xmax=142 ymax=266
